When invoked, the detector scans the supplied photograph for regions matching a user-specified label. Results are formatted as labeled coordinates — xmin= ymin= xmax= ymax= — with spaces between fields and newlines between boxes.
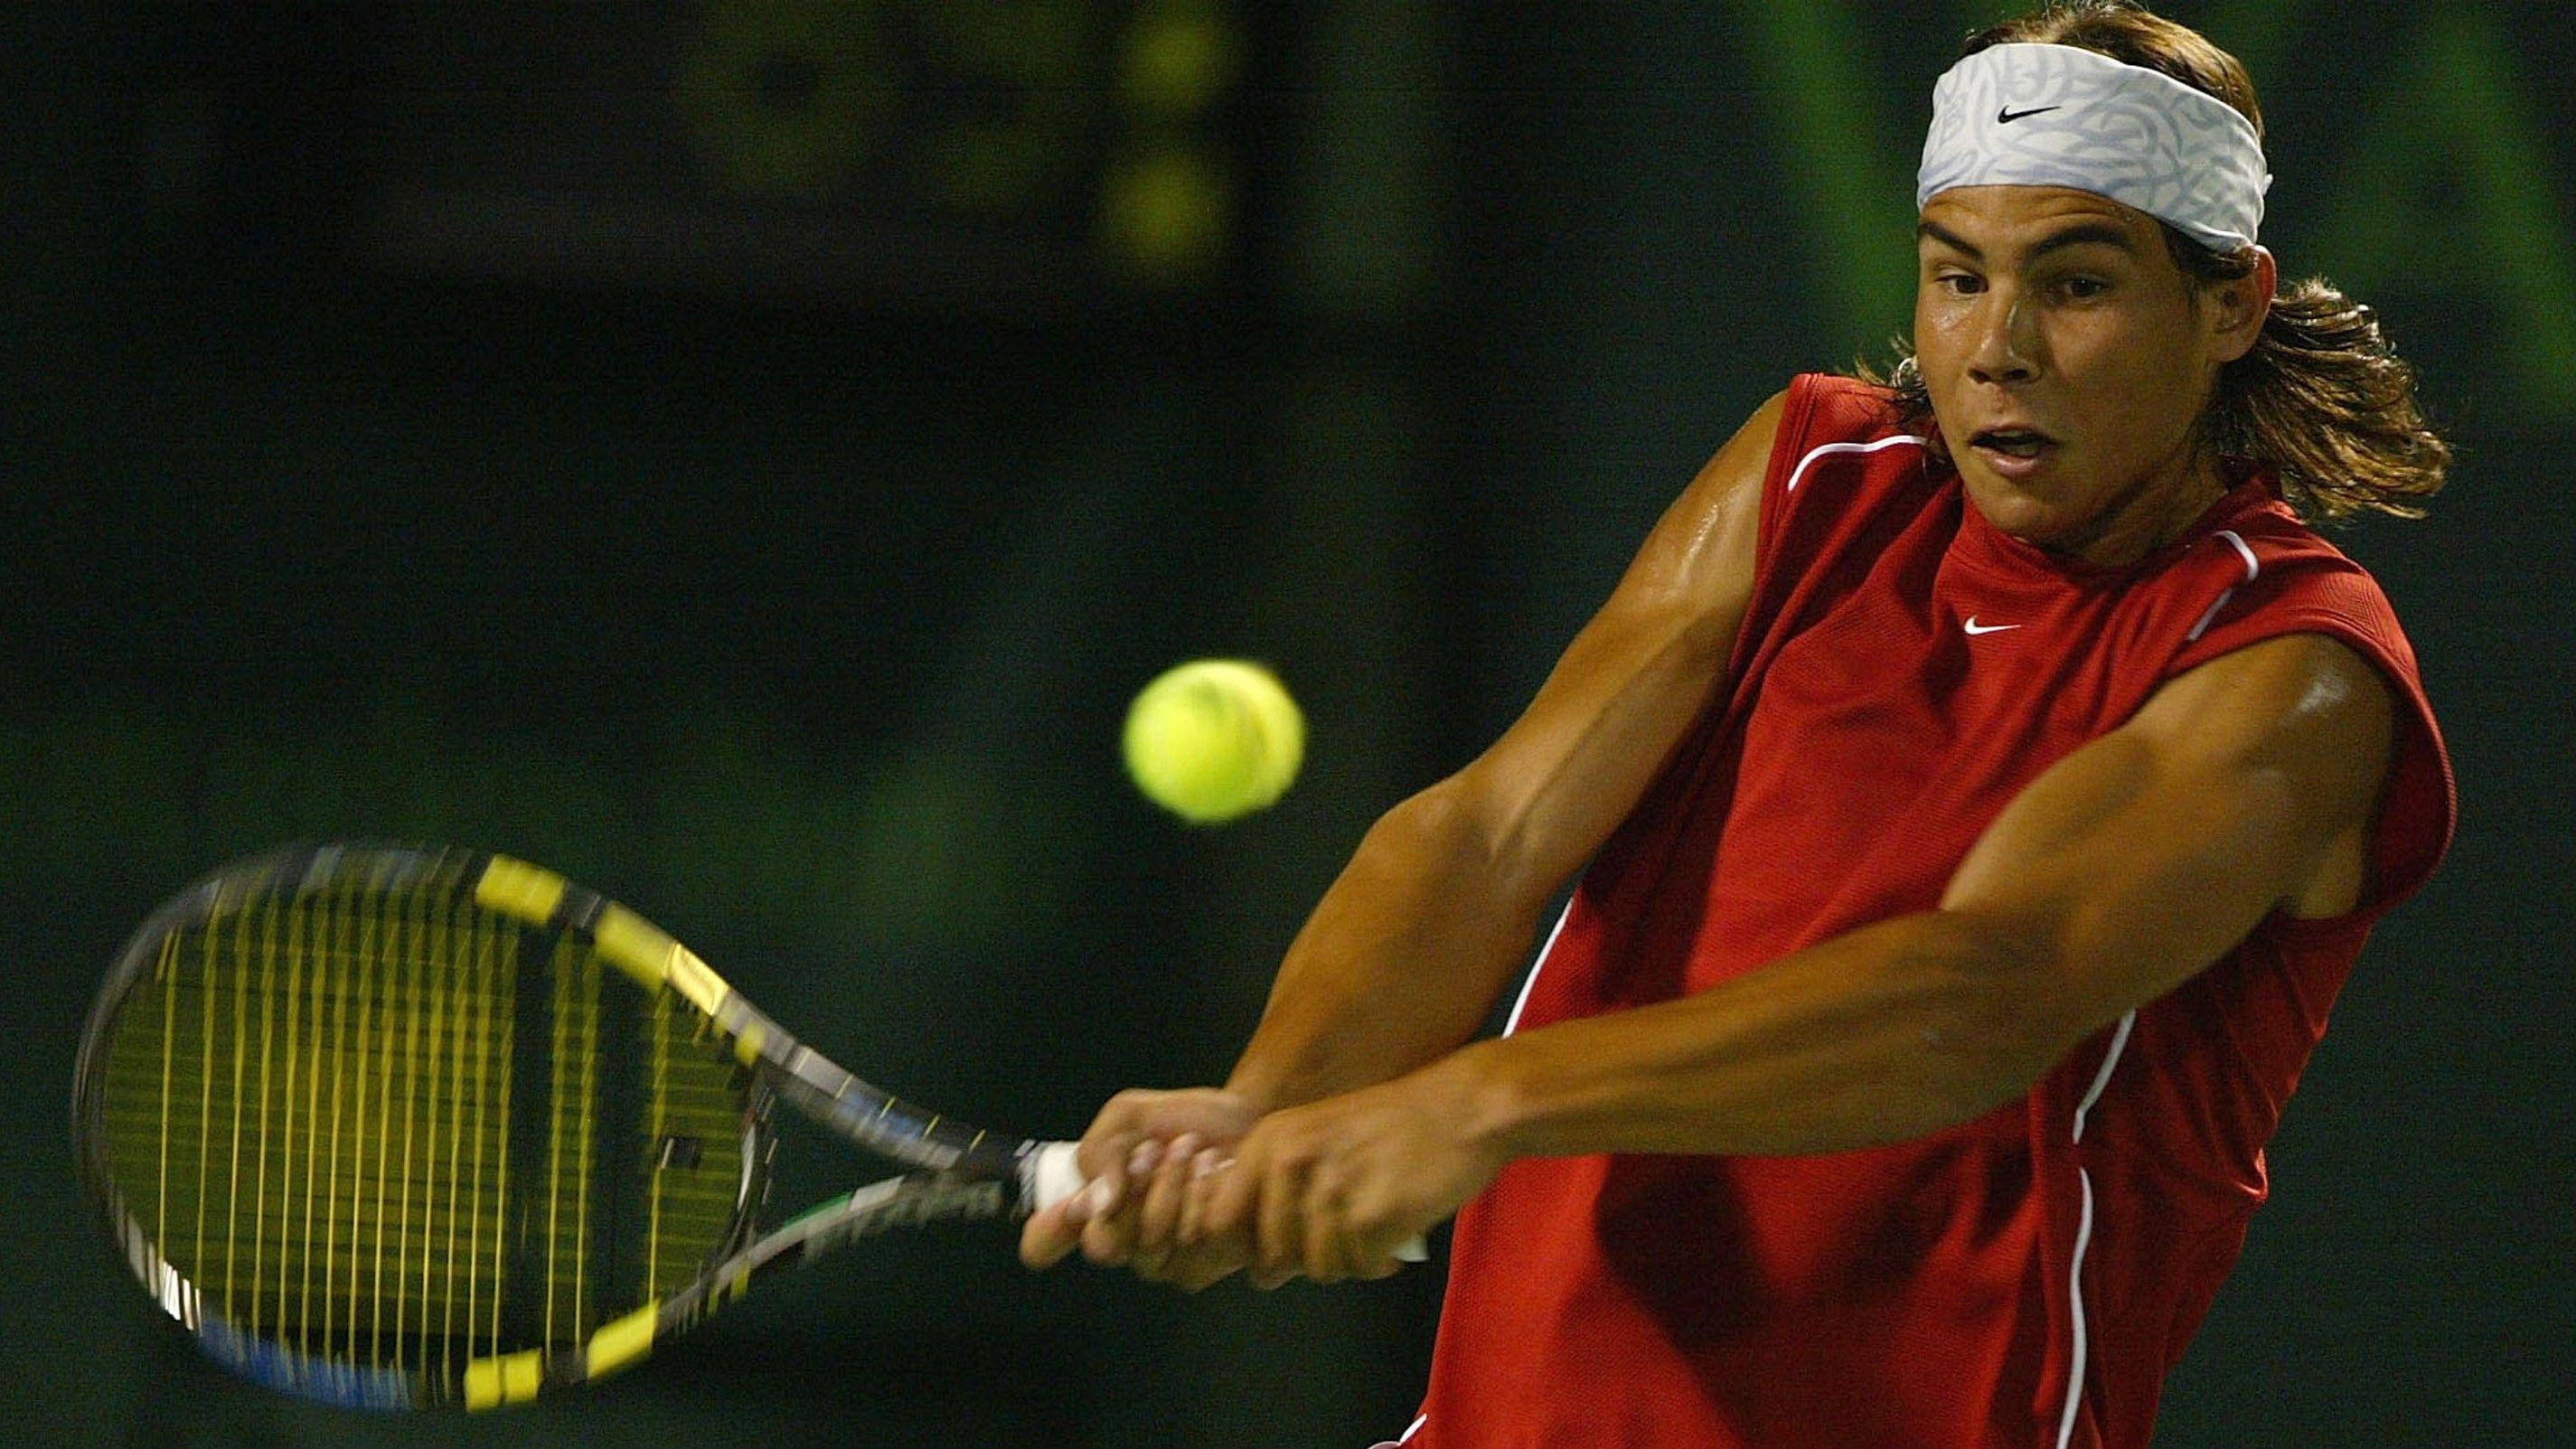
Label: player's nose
xmin=1966 ymin=294 xmax=2041 ymax=384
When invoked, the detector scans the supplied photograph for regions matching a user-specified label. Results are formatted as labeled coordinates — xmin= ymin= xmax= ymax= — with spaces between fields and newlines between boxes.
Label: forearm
xmin=1452 ymin=909 xmax=2067 ymax=1160
xmin=1217 ymin=415 xmax=1774 ymax=1116
xmin=1226 ymin=785 xmax=1549 ymax=1114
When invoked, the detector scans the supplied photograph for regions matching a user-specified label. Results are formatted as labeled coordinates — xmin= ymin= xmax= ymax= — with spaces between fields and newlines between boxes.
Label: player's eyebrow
xmin=1916 ymin=219 xmax=1983 ymax=260
xmin=2026 ymin=221 xmax=2137 ymax=259
xmin=1915 ymin=219 xmax=2138 ymax=263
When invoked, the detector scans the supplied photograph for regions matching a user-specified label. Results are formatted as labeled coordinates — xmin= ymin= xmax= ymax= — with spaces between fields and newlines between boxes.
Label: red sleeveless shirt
xmin=1397 ymin=375 xmax=2455 ymax=1449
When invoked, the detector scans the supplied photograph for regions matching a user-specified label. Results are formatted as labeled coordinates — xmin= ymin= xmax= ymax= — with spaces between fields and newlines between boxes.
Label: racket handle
xmin=1021 ymin=1140 xmax=1429 ymax=1265
xmin=1023 ymin=1140 xmax=1089 ymax=1214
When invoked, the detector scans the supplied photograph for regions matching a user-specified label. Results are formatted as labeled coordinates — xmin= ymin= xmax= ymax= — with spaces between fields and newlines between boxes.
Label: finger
xmin=1170 ymin=1150 xmax=1255 ymax=1289
xmin=1255 ymin=1152 xmax=1305 ymax=1287
xmin=1018 ymin=1199 xmax=1081 ymax=1270
xmin=1190 ymin=1235 xmax=1257 ymax=1292
xmin=1131 ymin=1133 xmax=1199 ymax=1278
xmin=1300 ymin=1179 xmax=1349 ymax=1285
xmin=1077 ymin=1171 xmax=1140 ymax=1266
xmin=1161 ymin=1233 xmax=1245 ymax=1293
xmin=1076 ymin=1090 xmax=1162 ymax=1180
xmin=1349 ymin=1207 xmax=1409 ymax=1280
xmin=1198 ymin=1145 xmax=1256 ymax=1263
xmin=1176 ymin=1146 xmax=1224 ymax=1248
xmin=1206 ymin=1141 xmax=1257 ymax=1265
xmin=1074 ymin=1124 xmax=1140 ymax=1183
xmin=1164 ymin=1223 xmax=1244 ymax=1294
xmin=1062 ymin=1145 xmax=1128 ymax=1235
xmin=1354 ymin=1252 xmax=1406 ymax=1281
xmin=1335 ymin=1194 xmax=1409 ymax=1283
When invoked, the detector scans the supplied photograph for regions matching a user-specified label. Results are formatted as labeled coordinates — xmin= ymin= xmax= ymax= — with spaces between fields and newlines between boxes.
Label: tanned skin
xmin=1021 ymin=184 xmax=2392 ymax=1289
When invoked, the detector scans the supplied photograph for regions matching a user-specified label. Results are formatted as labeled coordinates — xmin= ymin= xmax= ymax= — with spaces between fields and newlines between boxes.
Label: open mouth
xmin=1969 ymin=428 xmax=2057 ymax=475
xmin=1971 ymin=428 xmax=2053 ymax=457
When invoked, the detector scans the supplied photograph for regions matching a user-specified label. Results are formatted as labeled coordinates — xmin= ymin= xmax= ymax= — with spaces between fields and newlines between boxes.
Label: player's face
xmin=1913 ymin=186 xmax=2261 ymax=565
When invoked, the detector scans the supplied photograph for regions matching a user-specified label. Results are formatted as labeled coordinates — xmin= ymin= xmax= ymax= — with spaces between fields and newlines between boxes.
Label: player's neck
xmin=2050 ymin=448 xmax=2234 ymax=571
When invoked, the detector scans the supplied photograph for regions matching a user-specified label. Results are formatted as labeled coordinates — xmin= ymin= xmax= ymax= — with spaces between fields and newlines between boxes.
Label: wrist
xmin=1217 ymin=1066 xmax=1284 ymax=1118
xmin=1436 ymin=1039 xmax=1535 ymax=1166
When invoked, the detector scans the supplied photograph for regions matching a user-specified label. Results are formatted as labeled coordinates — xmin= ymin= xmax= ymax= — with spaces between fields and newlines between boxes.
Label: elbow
xmin=1352 ymin=780 xmax=1505 ymax=908
xmin=1381 ymin=773 xmax=1550 ymax=915
xmin=1369 ymin=777 xmax=1483 ymax=867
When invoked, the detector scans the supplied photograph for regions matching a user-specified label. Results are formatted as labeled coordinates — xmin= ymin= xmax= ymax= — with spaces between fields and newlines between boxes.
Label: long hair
xmin=1868 ymin=1 xmax=2449 ymax=522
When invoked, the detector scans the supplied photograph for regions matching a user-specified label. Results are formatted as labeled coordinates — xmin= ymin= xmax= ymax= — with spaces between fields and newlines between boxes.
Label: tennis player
xmin=1026 ymin=5 xmax=2455 ymax=1444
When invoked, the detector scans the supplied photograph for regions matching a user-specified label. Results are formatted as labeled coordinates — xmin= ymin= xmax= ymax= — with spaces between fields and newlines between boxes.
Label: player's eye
xmin=2060 ymin=276 xmax=2111 ymax=300
xmin=1932 ymin=271 xmax=1984 ymax=296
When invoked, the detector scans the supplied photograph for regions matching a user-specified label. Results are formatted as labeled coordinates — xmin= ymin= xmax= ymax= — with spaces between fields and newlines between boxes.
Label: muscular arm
xmin=1020 ymin=394 xmax=1776 ymax=1276
xmin=1455 ymin=632 xmax=2394 ymax=1160
xmin=1187 ymin=631 xmax=2398 ymax=1283
xmin=1223 ymin=390 xmax=1782 ymax=1115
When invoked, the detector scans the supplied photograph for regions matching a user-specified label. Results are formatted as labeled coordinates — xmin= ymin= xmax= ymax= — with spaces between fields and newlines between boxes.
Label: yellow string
xmin=437 ymin=905 xmax=462 ymax=1379
xmin=156 ymin=934 xmax=175 ymax=1300
xmin=78 ymin=881 xmax=628 ymax=1363
xmin=394 ymin=889 xmax=423 ymax=1368
xmin=648 ymin=991 xmax=666 ymax=1296
xmin=278 ymin=898 xmax=303 ymax=1341
xmin=367 ymin=899 xmax=391 ymax=1365
xmin=301 ymin=898 xmax=325 ymax=1355
xmin=196 ymin=917 xmax=212 ymax=1303
xmin=573 ymin=952 xmax=597 ymax=1341
xmin=251 ymin=894 xmax=276 ymax=1336
xmin=226 ymin=901 xmax=250 ymax=1322
xmin=544 ymin=946 xmax=567 ymax=1350
xmin=490 ymin=917 xmax=514 ymax=1358
xmin=323 ymin=890 xmax=345 ymax=1354
xmin=467 ymin=915 xmax=489 ymax=1362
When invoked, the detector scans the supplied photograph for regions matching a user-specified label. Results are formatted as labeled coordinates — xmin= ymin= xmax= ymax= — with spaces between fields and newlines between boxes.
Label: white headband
xmin=1917 ymin=42 xmax=2270 ymax=253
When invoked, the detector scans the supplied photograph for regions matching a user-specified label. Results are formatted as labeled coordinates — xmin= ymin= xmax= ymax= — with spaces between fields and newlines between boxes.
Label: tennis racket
xmin=71 ymin=843 xmax=1089 ymax=1411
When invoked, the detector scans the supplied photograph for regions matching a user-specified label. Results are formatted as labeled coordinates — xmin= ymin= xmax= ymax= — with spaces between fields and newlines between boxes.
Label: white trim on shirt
xmin=1502 ymin=899 xmax=1579 ymax=1038
xmin=1782 ymin=434 xmax=1931 ymax=494
xmin=2056 ymin=1011 xmax=2138 ymax=1449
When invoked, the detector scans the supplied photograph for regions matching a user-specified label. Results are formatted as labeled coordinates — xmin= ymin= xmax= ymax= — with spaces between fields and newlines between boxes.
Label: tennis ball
xmin=1122 ymin=659 xmax=1304 ymax=824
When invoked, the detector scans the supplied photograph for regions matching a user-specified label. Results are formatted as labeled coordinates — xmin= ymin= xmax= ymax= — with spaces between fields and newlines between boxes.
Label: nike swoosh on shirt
xmin=1963 ymin=617 xmax=2023 ymax=635
xmin=1997 ymin=105 xmax=2062 ymax=124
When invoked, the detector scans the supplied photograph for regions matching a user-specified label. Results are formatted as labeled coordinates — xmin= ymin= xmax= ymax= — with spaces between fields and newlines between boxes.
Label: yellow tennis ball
xmin=1122 ymin=659 xmax=1304 ymax=823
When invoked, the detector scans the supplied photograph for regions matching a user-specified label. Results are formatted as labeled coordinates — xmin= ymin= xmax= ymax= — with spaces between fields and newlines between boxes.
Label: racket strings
xmin=97 ymin=891 xmax=521 ymax=1370
xmin=541 ymin=943 xmax=603 ymax=1348
xmin=97 ymin=881 xmax=751 ymax=1386
xmin=643 ymin=989 xmax=746 ymax=1298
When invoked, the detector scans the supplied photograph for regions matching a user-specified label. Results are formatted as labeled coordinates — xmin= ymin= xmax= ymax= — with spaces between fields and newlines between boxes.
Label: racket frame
xmin=73 ymin=843 xmax=1058 ymax=1413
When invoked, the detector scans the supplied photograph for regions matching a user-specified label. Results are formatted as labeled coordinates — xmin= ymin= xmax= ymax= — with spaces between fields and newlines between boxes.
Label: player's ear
xmin=2205 ymin=246 xmax=2275 ymax=365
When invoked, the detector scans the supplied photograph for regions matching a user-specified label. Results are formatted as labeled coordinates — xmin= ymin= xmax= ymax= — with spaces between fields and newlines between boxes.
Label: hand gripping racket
xmin=71 ymin=844 xmax=1089 ymax=1410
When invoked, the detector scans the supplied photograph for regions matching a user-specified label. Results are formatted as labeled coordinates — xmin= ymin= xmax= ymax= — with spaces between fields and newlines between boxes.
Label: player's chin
xmin=1960 ymin=463 xmax=2086 ymax=541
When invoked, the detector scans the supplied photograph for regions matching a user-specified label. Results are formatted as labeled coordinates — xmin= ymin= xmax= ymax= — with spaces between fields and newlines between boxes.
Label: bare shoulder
xmin=1685 ymin=388 xmax=1789 ymax=523
xmin=1610 ymin=390 xmax=1786 ymax=615
xmin=1436 ymin=391 xmax=1792 ymax=905
xmin=1706 ymin=388 xmax=1791 ymax=488
xmin=2127 ymin=632 xmax=2397 ymax=833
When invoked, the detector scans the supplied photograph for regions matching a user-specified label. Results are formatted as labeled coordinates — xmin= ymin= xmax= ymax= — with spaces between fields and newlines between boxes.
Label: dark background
xmin=5 ymin=3 xmax=2569 ymax=1444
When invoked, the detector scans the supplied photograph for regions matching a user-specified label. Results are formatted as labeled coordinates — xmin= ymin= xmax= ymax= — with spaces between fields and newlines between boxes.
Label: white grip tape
xmin=1023 ymin=1139 xmax=1428 ymax=1264
xmin=1026 ymin=1140 xmax=1089 ymax=1213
